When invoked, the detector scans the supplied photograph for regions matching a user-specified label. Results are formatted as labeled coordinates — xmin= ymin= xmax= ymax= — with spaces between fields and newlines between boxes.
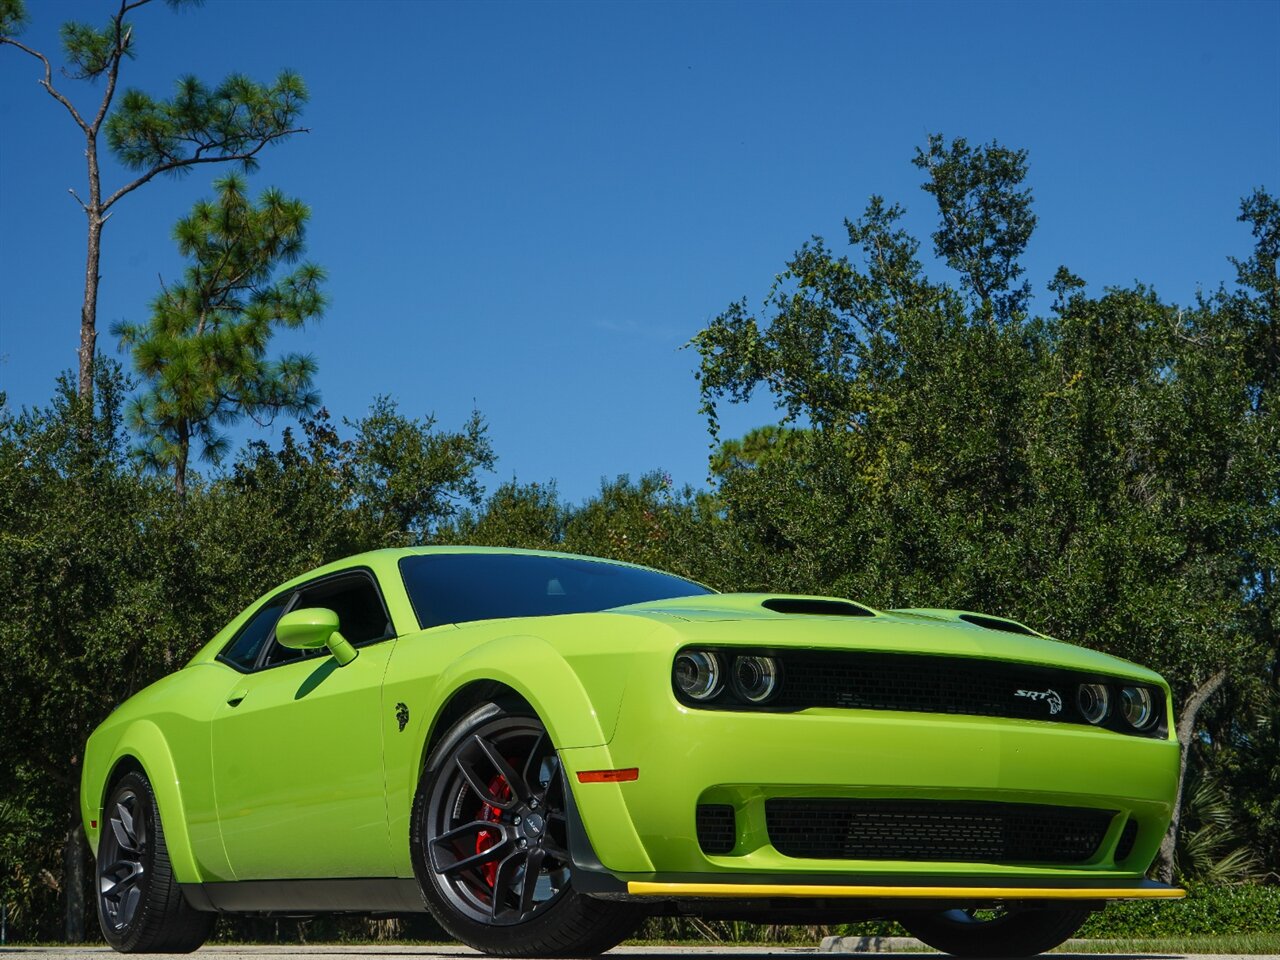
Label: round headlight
xmin=674 ymin=650 xmax=723 ymax=700
xmin=732 ymin=655 xmax=780 ymax=703
xmin=1077 ymin=683 xmax=1110 ymax=724
xmin=1120 ymin=686 xmax=1156 ymax=730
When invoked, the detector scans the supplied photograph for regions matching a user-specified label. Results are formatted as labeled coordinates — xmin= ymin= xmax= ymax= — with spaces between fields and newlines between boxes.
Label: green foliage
xmin=440 ymin=472 xmax=720 ymax=587
xmin=0 ymin=373 xmax=495 ymax=941
xmin=0 ymin=364 xmax=176 ymax=937
xmin=59 ymin=17 xmax=126 ymax=79
xmin=1079 ymin=882 xmax=1280 ymax=936
xmin=1175 ymin=772 xmax=1265 ymax=883
xmin=106 ymin=70 xmax=308 ymax=176
xmin=0 ymin=0 xmax=28 ymax=38
xmin=913 ymin=134 xmax=1037 ymax=323
xmin=347 ymin=400 xmax=495 ymax=542
xmin=693 ymin=136 xmax=1273 ymax=702
xmin=439 ymin=480 xmax=568 ymax=551
xmin=709 ymin=424 xmax=807 ymax=480
xmin=114 ymin=174 xmax=326 ymax=494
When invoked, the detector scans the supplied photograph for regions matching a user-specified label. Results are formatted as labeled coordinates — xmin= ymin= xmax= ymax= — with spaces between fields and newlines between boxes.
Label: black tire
xmin=411 ymin=701 xmax=643 ymax=957
xmin=96 ymin=769 xmax=215 ymax=953
xmin=901 ymin=905 xmax=1091 ymax=957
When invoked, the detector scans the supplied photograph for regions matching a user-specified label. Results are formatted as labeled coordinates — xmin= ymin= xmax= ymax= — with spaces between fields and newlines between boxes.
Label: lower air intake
xmin=766 ymin=798 xmax=1115 ymax=864
xmin=696 ymin=804 xmax=737 ymax=855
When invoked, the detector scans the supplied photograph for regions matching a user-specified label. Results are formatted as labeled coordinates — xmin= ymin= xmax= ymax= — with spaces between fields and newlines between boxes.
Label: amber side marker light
xmin=577 ymin=768 xmax=639 ymax=783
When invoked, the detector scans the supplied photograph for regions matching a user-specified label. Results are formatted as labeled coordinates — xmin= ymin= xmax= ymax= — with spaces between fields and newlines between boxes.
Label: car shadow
xmin=294 ymin=657 xmax=339 ymax=699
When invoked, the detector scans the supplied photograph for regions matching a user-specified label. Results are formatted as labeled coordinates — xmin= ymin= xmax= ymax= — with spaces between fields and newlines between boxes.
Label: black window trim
xmin=215 ymin=566 xmax=398 ymax=675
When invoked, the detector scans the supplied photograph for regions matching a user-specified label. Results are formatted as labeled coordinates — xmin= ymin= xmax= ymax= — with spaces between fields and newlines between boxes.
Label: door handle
xmin=226 ymin=688 xmax=248 ymax=707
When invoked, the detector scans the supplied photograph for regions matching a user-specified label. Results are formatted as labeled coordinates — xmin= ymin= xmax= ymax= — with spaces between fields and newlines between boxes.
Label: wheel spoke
xmin=427 ymin=820 xmax=510 ymax=873
xmin=121 ymin=884 xmax=142 ymax=926
xmin=518 ymin=847 xmax=545 ymax=915
xmin=472 ymin=735 xmax=532 ymax=805
xmin=100 ymin=861 xmax=144 ymax=897
xmin=117 ymin=801 xmax=135 ymax=840
xmin=522 ymin=730 xmax=548 ymax=789
xmin=435 ymin=837 xmax=513 ymax=877
xmin=455 ymin=753 xmax=516 ymax=810
xmin=540 ymin=754 xmax=564 ymax=805
xmin=110 ymin=813 xmax=138 ymax=854
xmin=540 ymin=834 xmax=570 ymax=862
xmin=489 ymin=851 xmax=523 ymax=921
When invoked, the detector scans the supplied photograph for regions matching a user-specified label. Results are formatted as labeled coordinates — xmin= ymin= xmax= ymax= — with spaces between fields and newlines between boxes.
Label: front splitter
xmin=625 ymin=881 xmax=1185 ymax=900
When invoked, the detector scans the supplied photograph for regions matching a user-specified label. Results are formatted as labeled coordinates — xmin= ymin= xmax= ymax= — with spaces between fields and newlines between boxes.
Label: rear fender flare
xmin=92 ymin=720 xmax=199 ymax=883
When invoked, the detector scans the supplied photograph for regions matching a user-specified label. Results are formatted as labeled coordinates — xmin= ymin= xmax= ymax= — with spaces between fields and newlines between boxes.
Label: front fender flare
xmin=426 ymin=633 xmax=623 ymax=757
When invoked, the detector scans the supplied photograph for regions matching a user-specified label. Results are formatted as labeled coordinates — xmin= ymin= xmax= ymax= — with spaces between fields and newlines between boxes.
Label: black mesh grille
xmin=763 ymin=650 xmax=1165 ymax=736
xmin=1115 ymin=818 xmax=1139 ymax=861
xmin=766 ymin=799 xmax=1115 ymax=864
xmin=697 ymin=804 xmax=737 ymax=854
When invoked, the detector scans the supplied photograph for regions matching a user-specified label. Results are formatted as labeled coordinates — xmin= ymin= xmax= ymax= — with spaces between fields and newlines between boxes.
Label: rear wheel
xmin=901 ymin=905 xmax=1091 ymax=957
xmin=411 ymin=701 xmax=642 ymax=956
xmin=96 ymin=769 xmax=214 ymax=953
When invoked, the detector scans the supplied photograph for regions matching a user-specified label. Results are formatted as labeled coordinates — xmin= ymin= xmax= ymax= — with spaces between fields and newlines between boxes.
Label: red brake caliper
xmin=475 ymin=773 xmax=513 ymax=888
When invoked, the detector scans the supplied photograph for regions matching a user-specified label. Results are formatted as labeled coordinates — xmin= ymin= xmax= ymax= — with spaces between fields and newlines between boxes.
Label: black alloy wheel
xmin=99 ymin=785 xmax=148 ymax=933
xmin=96 ymin=770 xmax=213 ymax=953
xmin=901 ymin=904 xmax=1092 ymax=956
xmin=412 ymin=701 xmax=642 ymax=957
xmin=427 ymin=715 xmax=570 ymax=924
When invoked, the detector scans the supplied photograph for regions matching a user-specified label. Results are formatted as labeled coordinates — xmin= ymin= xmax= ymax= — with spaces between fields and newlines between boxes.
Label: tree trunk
xmin=175 ymin=422 xmax=189 ymax=499
xmin=63 ymin=792 xmax=86 ymax=942
xmin=79 ymin=133 xmax=104 ymax=403
xmin=1154 ymin=669 xmax=1229 ymax=883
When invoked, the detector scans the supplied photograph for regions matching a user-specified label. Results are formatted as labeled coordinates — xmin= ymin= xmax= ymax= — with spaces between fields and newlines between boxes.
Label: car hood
xmin=607 ymin=592 xmax=1165 ymax=686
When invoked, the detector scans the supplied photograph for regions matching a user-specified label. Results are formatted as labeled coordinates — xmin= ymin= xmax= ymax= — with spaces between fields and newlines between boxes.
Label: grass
xmin=1055 ymin=933 xmax=1280 ymax=954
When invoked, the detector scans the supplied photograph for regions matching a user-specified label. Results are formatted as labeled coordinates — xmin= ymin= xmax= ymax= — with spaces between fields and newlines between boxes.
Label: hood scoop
xmin=761 ymin=597 xmax=875 ymax=618
xmin=957 ymin=613 xmax=1038 ymax=637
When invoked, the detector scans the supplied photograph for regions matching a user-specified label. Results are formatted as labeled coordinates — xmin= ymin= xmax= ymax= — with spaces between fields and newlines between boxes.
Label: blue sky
xmin=1 ymin=0 xmax=1276 ymax=503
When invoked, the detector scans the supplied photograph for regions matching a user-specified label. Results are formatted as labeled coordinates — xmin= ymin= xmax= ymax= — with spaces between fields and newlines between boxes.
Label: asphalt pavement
xmin=0 ymin=947 xmax=1276 ymax=960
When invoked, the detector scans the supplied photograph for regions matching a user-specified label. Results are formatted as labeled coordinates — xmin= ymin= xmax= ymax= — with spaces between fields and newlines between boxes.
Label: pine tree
xmin=115 ymin=174 xmax=326 ymax=497
xmin=0 ymin=0 xmax=307 ymax=404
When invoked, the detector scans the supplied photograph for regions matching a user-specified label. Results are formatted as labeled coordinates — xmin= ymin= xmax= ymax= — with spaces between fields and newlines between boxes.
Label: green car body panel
xmin=82 ymin=546 xmax=1180 ymax=908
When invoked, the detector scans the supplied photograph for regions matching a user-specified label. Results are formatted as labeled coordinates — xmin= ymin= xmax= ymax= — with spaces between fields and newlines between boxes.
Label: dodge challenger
xmin=82 ymin=546 xmax=1183 ymax=956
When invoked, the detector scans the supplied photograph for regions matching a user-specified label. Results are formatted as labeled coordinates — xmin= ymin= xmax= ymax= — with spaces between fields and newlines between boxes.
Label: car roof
xmin=271 ymin=545 xmax=693 ymax=595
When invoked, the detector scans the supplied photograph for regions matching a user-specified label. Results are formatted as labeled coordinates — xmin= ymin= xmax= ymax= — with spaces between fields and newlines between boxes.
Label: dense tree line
xmin=1 ymin=128 xmax=1274 ymax=941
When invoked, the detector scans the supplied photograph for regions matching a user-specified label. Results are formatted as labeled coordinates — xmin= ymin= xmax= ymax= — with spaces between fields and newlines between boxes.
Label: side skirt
xmin=180 ymin=878 xmax=428 ymax=914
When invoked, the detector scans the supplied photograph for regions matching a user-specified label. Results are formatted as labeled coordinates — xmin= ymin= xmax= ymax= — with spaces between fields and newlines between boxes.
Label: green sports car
xmin=83 ymin=547 xmax=1183 ymax=957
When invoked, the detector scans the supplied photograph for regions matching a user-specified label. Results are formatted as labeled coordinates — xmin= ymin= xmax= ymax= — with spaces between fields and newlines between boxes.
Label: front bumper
xmin=559 ymin=680 xmax=1180 ymax=890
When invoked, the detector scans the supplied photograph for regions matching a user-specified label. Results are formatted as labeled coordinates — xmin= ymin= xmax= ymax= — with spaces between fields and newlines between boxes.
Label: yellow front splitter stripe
xmin=626 ymin=882 xmax=1185 ymax=900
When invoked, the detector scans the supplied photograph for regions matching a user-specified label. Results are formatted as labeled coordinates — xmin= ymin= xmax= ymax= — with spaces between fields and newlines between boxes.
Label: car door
xmin=210 ymin=569 xmax=398 ymax=880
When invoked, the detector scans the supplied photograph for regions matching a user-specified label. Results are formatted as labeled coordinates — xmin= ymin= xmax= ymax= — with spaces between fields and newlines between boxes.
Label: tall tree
xmin=0 ymin=0 xmax=307 ymax=403
xmin=694 ymin=136 xmax=1272 ymax=881
xmin=114 ymin=174 xmax=326 ymax=497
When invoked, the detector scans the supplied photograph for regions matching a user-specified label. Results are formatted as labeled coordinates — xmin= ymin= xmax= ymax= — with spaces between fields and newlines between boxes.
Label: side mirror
xmin=275 ymin=607 xmax=358 ymax=666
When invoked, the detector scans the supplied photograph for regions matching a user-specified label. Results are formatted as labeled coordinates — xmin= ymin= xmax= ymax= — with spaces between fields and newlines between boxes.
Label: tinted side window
xmin=219 ymin=595 xmax=289 ymax=671
xmin=261 ymin=573 xmax=394 ymax=667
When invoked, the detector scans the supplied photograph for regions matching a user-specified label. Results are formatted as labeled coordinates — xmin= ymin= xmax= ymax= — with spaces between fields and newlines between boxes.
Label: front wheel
xmin=901 ymin=905 xmax=1091 ymax=957
xmin=411 ymin=701 xmax=642 ymax=956
xmin=96 ymin=769 xmax=214 ymax=953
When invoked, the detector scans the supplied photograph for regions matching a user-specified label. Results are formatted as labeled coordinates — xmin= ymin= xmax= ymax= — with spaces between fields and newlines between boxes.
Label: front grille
xmin=766 ymin=798 xmax=1115 ymax=864
xmin=763 ymin=650 xmax=1165 ymax=736
xmin=697 ymin=804 xmax=737 ymax=854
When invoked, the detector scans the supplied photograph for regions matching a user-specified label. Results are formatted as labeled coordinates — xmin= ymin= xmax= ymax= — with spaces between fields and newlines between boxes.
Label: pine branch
xmin=100 ymin=128 xmax=309 ymax=212
xmin=0 ymin=36 xmax=90 ymax=132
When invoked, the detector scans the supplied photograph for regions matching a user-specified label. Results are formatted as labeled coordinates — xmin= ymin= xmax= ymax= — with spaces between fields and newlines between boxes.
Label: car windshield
xmin=399 ymin=553 xmax=712 ymax=628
